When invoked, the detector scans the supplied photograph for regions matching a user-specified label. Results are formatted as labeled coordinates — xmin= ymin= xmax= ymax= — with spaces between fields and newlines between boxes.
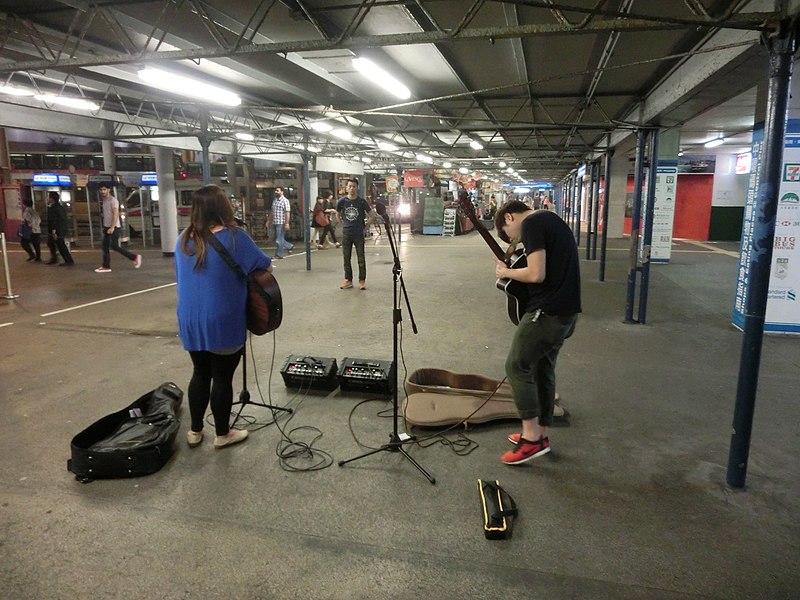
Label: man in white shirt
xmin=95 ymin=185 xmax=142 ymax=273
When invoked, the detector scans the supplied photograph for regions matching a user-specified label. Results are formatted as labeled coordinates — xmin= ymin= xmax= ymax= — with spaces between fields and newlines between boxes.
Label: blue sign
xmin=577 ymin=164 xmax=587 ymax=179
xmin=140 ymin=172 xmax=158 ymax=185
xmin=32 ymin=173 xmax=71 ymax=186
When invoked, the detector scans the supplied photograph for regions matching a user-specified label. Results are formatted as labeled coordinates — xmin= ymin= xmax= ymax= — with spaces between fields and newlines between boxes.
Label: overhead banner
xmin=403 ymin=170 xmax=424 ymax=188
xmin=651 ymin=163 xmax=678 ymax=263
xmin=733 ymin=120 xmax=800 ymax=334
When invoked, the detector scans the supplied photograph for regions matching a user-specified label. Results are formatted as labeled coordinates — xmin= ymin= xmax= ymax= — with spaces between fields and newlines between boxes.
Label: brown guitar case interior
xmin=402 ymin=368 xmax=564 ymax=427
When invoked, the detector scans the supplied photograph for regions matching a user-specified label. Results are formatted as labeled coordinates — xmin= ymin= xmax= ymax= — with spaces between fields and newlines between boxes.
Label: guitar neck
xmin=458 ymin=200 xmax=507 ymax=262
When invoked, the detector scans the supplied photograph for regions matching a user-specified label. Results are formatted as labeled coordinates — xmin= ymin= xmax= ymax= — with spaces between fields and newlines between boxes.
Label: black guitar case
xmin=67 ymin=382 xmax=183 ymax=483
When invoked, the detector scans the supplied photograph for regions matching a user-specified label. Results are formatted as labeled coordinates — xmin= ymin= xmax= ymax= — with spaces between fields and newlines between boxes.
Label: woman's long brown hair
xmin=179 ymin=184 xmax=237 ymax=270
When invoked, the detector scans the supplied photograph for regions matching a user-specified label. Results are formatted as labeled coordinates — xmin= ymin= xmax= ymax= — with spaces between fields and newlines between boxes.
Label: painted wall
xmin=709 ymin=153 xmax=748 ymax=241
xmin=623 ymin=173 xmax=714 ymax=240
xmin=674 ymin=174 xmax=713 ymax=240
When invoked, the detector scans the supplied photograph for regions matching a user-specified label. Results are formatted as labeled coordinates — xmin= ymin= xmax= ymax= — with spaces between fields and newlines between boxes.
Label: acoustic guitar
xmin=457 ymin=194 xmax=528 ymax=325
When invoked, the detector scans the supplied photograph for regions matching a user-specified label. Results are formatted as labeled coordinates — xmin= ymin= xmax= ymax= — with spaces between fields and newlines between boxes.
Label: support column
xmin=155 ymin=146 xmax=178 ymax=256
xmin=599 ymin=138 xmax=613 ymax=281
xmin=727 ymin=23 xmax=797 ymax=490
xmin=199 ymin=109 xmax=211 ymax=186
xmin=638 ymin=129 xmax=659 ymax=324
xmin=102 ymin=138 xmax=116 ymax=175
xmin=624 ymin=129 xmax=647 ymax=323
xmin=606 ymin=142 xmax=631 ymax=238
xmin=0 ymin=127 xmax=11 ymax=184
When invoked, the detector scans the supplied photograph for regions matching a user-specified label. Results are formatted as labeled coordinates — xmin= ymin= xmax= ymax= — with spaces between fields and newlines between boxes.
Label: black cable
xmin=250 ymin=334 xmax=334 ymax=472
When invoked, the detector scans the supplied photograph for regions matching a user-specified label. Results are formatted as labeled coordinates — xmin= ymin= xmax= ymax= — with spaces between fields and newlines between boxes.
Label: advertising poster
xmin=732 ymin=121 xmax=800 ymax=333
xmin=651 ymin=163 xmax=678 ymax=263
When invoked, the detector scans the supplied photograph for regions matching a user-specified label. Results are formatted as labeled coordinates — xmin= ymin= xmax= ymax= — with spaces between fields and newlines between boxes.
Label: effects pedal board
xmin=337 ymin=357 xmax=395 ymax=395
xmin=280 ymin=355 xmax=339 ymax=390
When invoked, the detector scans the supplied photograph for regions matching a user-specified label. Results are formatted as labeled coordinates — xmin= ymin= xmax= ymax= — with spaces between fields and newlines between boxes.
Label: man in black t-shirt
xmin=336 ymin=178 xmax=371 ymax=290
xmin=493 ymin=200 xmax=581 ymax=465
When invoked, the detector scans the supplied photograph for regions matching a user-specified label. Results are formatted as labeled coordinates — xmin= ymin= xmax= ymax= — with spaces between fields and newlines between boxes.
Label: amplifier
xmin=280 ymin=355 xmax=339 ymax=390
xmin=337 ymin=357 xmax=395 ymax=395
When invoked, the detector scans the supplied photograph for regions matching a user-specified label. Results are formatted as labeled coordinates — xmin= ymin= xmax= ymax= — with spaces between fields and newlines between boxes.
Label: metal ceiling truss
xmin=0 ymin=0 xmax=788 ymax=178
xmin=0 ymin=2 xmax=775 ymax=73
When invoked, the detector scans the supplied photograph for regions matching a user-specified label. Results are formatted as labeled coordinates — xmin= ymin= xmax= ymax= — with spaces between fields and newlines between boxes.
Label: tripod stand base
xmin=338 ymin=433 xmax=436 ymax=484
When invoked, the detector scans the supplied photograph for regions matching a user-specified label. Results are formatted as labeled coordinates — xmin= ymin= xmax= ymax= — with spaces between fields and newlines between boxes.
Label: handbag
xmin=314 ymin=210 xmax=330 ymax=227
xmin=17 ymin=223 xmax=33 ymax=240
xmin=205 ymin=232 xmax=283 ymax=335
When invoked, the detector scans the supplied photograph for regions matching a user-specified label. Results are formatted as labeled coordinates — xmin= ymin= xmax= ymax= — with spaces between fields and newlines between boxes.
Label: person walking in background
xmin=175 ymin=185 xmax=273 ymax=449
xmin=19 ymin=197 xmax=42 ymax=262
xmin=493 ymin=200 xmax=581 ymax=465
xmin=269 ymin=186 xmax=293 ymax=259
xmin=95 ymin=185 xmax=141 ymax=273
xmin=337 ymin=178 xmax=371 ymax=290
xmin=45 ymin=191 xmax=75 ymax=266
xmin=313 ymin=192 xmax=340 ymax=249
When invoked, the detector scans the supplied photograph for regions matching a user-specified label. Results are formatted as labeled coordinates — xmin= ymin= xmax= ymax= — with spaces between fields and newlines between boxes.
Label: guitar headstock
xmin=456 ymin=190 xmax=477 ymax=219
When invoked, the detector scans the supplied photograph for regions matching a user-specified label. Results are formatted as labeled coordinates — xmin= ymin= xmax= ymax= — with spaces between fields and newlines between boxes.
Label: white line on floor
xmin=40 ymin=282 xmax=176 ymax=317
xmin=0 ymin=322 xmax=13 ymax=328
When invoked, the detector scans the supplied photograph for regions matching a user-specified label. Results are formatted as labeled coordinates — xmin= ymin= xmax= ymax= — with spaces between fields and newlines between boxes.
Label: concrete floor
xmin=0 ymin=228 xmax=798 ymax=600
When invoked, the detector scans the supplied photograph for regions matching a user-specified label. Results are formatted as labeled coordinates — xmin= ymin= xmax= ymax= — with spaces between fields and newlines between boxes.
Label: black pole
xmin=591 ymin=160 xmax=601 ymax=260
xmin=575 ymin=175 xmax=582 ymax=247
xmin=638 ymin=129 xmax=659 ymax=325
xmin=585 ymin=164 xmax=595 ymax=260
xmin=624 ymin=129 xmax=647 ymax=323
xmin=600 ymin=136 xmax=613 ymax=281
xmin=727 ymin=25 xmax=796 ymax=490
xmin=302 ymin=154 xmax=311 ymax=271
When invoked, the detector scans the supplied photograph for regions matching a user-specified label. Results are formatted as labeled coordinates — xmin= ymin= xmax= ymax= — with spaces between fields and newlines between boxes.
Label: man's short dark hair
xmin=48 ymin=191 xmax=60 ymax=202
xmin=494 ymin=199 xmax=530 ymax=243
xmin=348 ymin=178 xmax=359 ymax=187
xmin=275 ymin=187 xmax=283 ymax=194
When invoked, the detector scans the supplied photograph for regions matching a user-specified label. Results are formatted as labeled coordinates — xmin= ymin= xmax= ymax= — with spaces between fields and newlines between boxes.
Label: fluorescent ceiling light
xmin=678 ymin=151 xmax=685 ymax=157
xmin=469 ymin=140 xmax=484 ymax=150
xmin=442 ymin=162 xmax=452 ymax=168
xmin=352 ymin=57 xmax=411 ymax=100
xmin=498 ymin=161 xmax=507 ymax=168
xmin=704 ymin=137 xmax=725 ymax=148
xmin=0 ymin=85 xmax=35 ymax=97
xmin=235 ymin=132 xmax=255 ymax=141
xmin=458 ymin=167 xmax=469 ymax=174
xmin=416 ymin=153 xmax=433 ymax=164
xmin=377 ymin=141 xmax=398 ymax=151
xmin=306 ymin=145 xmax=321 ymax=153
xmin=361 ymin=157 xmax=372 ymax=163
xmin=506 ymin=167 xmax=514 ymax=173
xmin=34 ymin=94 xmax=98 ymax=110
xmin=137 ymin=67 xmax=241 ymax=107
xmin=331 ymin=128 xmax=352 ymax=140
xmin=310 ymin=121 xmax=333 ymax=133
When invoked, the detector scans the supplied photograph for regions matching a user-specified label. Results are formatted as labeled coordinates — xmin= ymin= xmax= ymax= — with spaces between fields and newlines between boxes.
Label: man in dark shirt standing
xmin=45 ymin=191 xmax=75 ymax=266
xmin=493 ymin=200 xmax=581 ymax=465
xmin=337 ymin=178 xmax=371 ymax=290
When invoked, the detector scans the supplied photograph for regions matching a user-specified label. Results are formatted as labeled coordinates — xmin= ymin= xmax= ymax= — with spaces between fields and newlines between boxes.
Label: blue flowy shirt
xmin=175 ymin=227 xmax=272 ymax=351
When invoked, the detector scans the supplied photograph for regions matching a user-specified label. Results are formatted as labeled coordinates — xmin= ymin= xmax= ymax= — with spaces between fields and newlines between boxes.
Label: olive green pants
xmin=505 ymin=311 xmax=578 ymax=425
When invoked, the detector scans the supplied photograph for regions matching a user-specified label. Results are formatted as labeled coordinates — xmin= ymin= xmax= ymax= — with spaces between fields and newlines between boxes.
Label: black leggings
xmin=188 ymin=350 xmax=243 ymax=436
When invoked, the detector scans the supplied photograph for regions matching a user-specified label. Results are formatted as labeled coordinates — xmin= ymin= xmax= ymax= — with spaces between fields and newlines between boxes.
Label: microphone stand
xmin=231 ymin=343 xmax=293 ymax=428
xmin=338 ymin=203 xmax=435 ymax=484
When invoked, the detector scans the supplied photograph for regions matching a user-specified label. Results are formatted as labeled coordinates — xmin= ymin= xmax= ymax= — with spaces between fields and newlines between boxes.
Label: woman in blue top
xmin=175 ymin=185 xmax=272 ymax=449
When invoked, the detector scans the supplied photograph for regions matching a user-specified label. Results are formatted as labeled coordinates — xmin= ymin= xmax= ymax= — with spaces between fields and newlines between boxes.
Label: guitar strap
xmin=205 ymin=232 xmax=248 ymax=279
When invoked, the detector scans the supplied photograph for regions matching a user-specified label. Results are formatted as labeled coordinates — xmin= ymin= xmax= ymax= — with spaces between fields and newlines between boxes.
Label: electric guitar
xmin=457 ymin=195 xmax=528 ymax=325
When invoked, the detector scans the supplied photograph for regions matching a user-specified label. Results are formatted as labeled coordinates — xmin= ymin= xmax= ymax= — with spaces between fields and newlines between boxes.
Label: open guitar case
xmin=402 ymin=368 xmax=566 ymax=427
xmin=67 ymin=382 xmax=183 ymax=483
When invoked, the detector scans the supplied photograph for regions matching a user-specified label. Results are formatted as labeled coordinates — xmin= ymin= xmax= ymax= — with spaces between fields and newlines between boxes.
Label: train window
xmin=179 ymin=191 xmax=193 ymax=206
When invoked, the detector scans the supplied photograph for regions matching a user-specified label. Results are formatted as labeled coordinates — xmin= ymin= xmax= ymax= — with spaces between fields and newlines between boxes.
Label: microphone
xmin=375 ymin=202 xmax=387 ymax=216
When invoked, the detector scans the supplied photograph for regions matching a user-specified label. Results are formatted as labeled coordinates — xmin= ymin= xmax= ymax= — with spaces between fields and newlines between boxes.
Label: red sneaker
xmin=501 ymin=436 xmax=550 ymax=465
